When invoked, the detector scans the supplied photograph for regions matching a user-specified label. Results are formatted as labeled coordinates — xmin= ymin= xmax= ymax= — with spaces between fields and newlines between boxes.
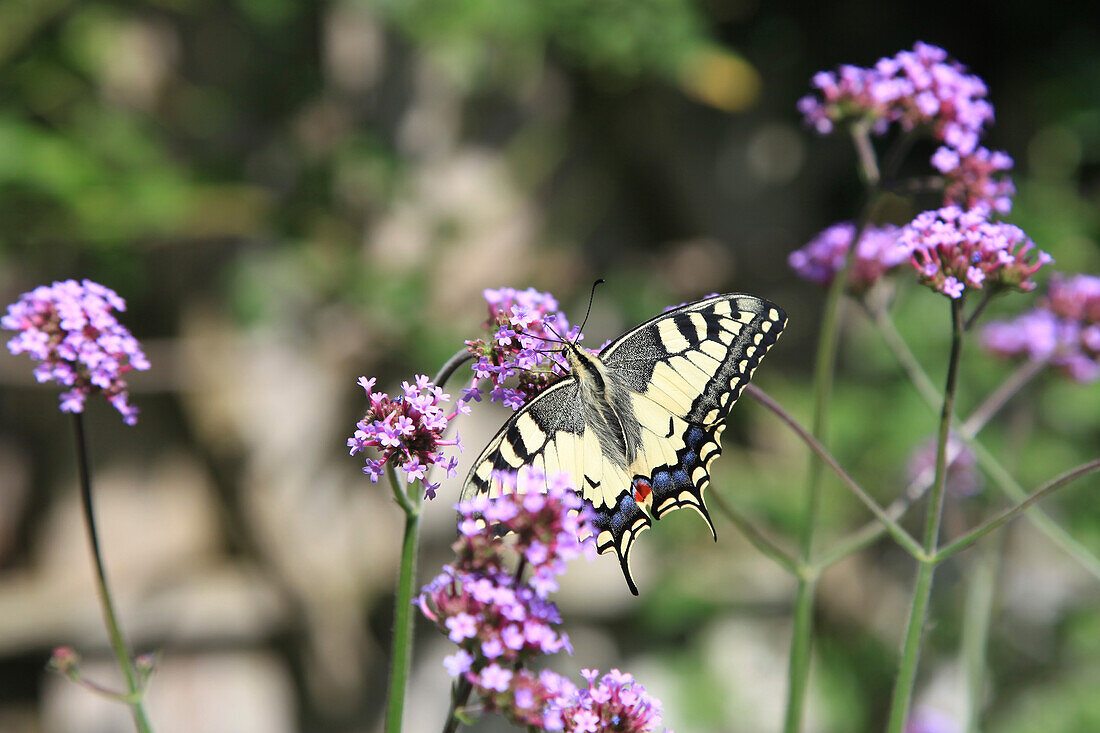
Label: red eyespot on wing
xmin=632 ymin=478 xmax=652 ymax=503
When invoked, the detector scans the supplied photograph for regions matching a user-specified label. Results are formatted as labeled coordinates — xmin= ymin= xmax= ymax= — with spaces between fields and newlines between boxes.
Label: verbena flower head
xmin=907 ymin=433 xmax=983 ymax=498
xmin=799 ymin=42 xmax=994 ymax=155
xmin=932 ymin=145 xmax=1015 ymax=214
xmin=982 ymin=273 xmax=1100 ymax=382
xmin=420 ymin=467 xmax=630 ymax=730
xmin=418 ymin=468 xmax=594 ymax=662
xmin=554 ymin=667 xmax=666 ymax=733
xmin=2 ymin=279 xmax=150 ymax=424
xmin=788 ymin=222 xmax=905 ymax=294
xmin=898 ymin=205 xmax=1051 ymax=299
xmin=465 ymin=287 xmax=580 ymax=410
xmin=347 ymin=374 xmax=463 ymax=498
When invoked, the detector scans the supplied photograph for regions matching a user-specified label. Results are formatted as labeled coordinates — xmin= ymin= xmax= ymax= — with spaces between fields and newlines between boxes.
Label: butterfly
xmin=461 ymin=293 xmax=787 ymax=594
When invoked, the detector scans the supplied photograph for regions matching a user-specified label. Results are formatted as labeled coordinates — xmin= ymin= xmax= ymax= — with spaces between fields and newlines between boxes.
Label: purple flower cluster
xmin=932 ymin=145 xmax=1015 ymax=214
xmin=788 ymin=222 xmax=905 ymax=293
xmin=799 ymin=43 xmax=1014 ymax=212
xmin=419 ymin=468 xmax=670 ymax=731
xmin=798 ymin=43 xmax=993 ymax=152
xmin=2 ymin=279 xmax=150 ymax=424
xmin=346 ymin=374 xmax=463 ymax=498
xmin=465 ymin=287 xmax=579 ymax=411
xmin=898 ymin=205 xmax=1051 ymax=299
xmin=555 ymin=668 xmax=666 ymax=733
xmin=982 ymin=273 xmax=1100 ymax=382
xmin=419 ymin=468 xmax=591 ymax=669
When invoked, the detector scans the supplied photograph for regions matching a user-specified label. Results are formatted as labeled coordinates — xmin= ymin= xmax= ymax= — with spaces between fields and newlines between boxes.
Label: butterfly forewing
xmin=462 ymin=293 xmax=787 ymax=595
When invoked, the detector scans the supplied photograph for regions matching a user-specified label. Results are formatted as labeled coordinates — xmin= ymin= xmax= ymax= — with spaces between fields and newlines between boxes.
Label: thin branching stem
xmin=747 ymin=385 xmax=925 ymax=560
xmin=783 ymin=121 xmax=915 ymax=733
xmin=935 ymin=458 xmax=1100 ymax=562
xmin=886 ymin=297 xmax=965 ymax=733
xmin=72 ymin=414 xmax=152 ymax=733
xmin=709 ymin=490 xmax=801 ymax=575
xmin=961 ymin=539 xmax=999 ymax=732
xmin=864 ymin=301 xmax=1100 ymax=579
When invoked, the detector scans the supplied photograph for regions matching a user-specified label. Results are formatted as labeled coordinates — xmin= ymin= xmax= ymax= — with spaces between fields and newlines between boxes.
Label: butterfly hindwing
xmin=462 ymin=293 xmax=787 ymax=595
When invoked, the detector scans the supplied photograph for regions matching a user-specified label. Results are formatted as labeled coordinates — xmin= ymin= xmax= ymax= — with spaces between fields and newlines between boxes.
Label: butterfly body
xmin=463 ymin=293 xmax=787 ymax=594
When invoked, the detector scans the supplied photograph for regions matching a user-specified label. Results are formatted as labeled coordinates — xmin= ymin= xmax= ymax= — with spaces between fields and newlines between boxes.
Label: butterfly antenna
xmin=576 ymin=278 xmax=605 ymax=342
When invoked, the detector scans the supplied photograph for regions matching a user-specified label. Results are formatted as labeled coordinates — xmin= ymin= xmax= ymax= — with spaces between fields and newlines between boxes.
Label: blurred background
xmin=1 ymin=0 xmax=1098 ymax=731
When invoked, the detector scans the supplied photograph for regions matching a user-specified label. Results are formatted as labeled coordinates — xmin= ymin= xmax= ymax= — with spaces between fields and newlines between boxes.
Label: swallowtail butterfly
xmin=462 ymin=293 xmax=787 ymax=594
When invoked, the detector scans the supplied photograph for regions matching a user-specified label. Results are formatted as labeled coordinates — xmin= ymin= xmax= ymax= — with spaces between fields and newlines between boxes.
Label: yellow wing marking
xmin=700 ymin=338 xmax=727 ymax=361
xmin=656 ymin=318 xmax=691 ymax=354
xmin=668 ymin=354 xmax=711 ymax=385
xmin=645 ymin=361 xmax=696 ymax=414
xmin=515 ymin=413 xmax=547 ymax=451
xmin=688 ymin=312 xmax=709 ymax=340
xmin=686 ymin=349 xmax=722 ymax=376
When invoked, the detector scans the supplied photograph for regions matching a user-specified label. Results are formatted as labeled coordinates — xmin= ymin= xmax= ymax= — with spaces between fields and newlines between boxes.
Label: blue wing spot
xmin=686 ymin=426 xmax=706 ymax=449
xmin=673 ymin=468 xmax=690 ymax=487
xmin=652 ymin=470 xmax=673 ymax=492
xmin=681 ymin=449 xmax=698 ymax=470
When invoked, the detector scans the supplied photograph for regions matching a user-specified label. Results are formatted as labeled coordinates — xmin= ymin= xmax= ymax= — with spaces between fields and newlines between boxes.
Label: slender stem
xmin=967 ymin=440 xmax=1100 ymax=580
xmin=866 ymin=302 xmax=1100 ymax=578
xmin=436 ymin=349 xmax=475 ymax=389
xmin=72 ymin=414 xmax=152 ymax=733
xmin=783 ymin=119 xmax=894 ymax=733
xmin=747 ymin=385 xmax=925 ymax=560
xmin=886 ymin=298 xmax=965 ymax=733
xmin=782 ymin=575 xmax=817 ymax=733
xmin=442 ymin=676 xmax=473 ymax=733
xmin=851 ymin=121 xmax=880 ymax=186
xmin=863 ymin=300 xmax=940 ymax=405
xmin=935 ymin=458 xmax=1100 ymax=562
xmin=385 ymin=348 xmax=473 ymax=733
xmin=961 ymin=539 xmax=999 ymax=733
xmin=708 ymin=490 xmax=801 ymax=575
xmin=815 ymin=357 xmax=1038 ymax=571
xmin=385 ymin=463 xmax=421 ymax=733
xmin=959 ymin=359 xmax=1046 ymax=437
xmin=963 ymin=288 xmax=997 ymax=332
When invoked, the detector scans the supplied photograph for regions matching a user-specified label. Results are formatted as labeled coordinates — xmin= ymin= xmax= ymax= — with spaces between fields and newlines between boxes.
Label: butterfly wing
xmin=594 ymin=294 xmax=787 ymax=586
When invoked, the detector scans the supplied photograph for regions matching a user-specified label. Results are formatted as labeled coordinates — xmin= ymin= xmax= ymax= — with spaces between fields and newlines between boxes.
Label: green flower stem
xmin=442 ymin=677 xmax=473 ymax=733
xmin=935 ymin=457 xmax=1100 ymax=562
xmin=783 ymin=119 xmax=901 ymax=733
xmin=72 ymin=414 xmax=152 ymax=733
xmin=384 ymin=463 xmax=421 ymax=733
xmin=866 ymin=302 xmax=1100 ymax=579
xmin=961 ymin=539 xmax=999 ymax=733
xmin=708 ymin=490 xmax=801 ymax=575
xmin=886 ymin=298 xmax=965 ymax=733
xmin=746 ymin=385 xmax=925 ymax=560
xmin=435 ymin=349 xmax=476 ymax=389
xmin=815 ymin=357 xmax=1037 ymax=571
xmin=966 ymin=441 xmax=1100 ymax=579
xmin=384 ymin=349 xmax=473 ymax=733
